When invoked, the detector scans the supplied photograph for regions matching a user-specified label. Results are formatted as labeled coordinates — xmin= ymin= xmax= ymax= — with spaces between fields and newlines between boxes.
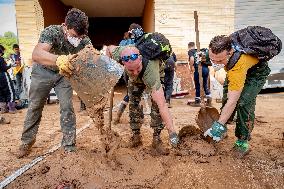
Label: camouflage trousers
xmin=21 ymin=64 xmax=76 ymax=147
xmin=128 ymin=82 xmax=164 ymax=134
xmin=222 ymin=61 xmax=270 ymax=140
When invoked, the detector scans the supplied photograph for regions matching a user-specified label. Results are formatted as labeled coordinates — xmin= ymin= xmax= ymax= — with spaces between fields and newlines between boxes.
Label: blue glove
xmin=169 ymin=132 xmax=179 ymax=148
xmin=204 ymin=121 xmax=227 ymax=142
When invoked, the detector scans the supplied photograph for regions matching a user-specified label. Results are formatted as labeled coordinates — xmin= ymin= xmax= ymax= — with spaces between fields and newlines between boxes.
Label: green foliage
xmin=0 ymin=31 xmax=18 ymax=59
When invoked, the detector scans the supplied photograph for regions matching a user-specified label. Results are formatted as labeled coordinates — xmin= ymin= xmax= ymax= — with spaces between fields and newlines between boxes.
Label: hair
xmin=129 ymin=23 xmax=142 ymax=31
xmin=209 ymin=35 xmax=232 ymax=54
xmin=13 ymin=44 xmax=19 ymax=49
xmin=65 ymin=8 xmax=89 ymax=36
xmin=188 ymin=42 xmax=195 ymax=48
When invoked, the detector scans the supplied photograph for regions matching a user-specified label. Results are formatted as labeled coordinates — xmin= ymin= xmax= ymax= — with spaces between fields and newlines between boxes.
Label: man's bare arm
xmin=32 ymin=43 xmax=58 ymax=66
xmin=151 ymin=86 xmax=175 ymax=134
xmin=218 ymin=90 xmax=242 ymax=125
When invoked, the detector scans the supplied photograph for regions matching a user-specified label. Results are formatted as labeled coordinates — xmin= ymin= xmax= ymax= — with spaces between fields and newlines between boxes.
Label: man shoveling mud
xmin=107 ymin=45 xmax=179 ymax=154
xmin=204 ymin=27 xmax=282 ymax=158
xmin=17 ymin=8 xmax=92 ymax=158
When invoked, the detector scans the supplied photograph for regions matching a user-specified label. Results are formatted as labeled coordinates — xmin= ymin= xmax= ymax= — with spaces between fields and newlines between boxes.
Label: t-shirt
xmin=227 ymin=54 xmax=259 ymax=91
xmin=38 ymin=25 xmax=92 ymax=70
xmin=188 ymin=49 xmax=197 ymax=59
xmin=111 ymin=46 xmax=163 ymax=92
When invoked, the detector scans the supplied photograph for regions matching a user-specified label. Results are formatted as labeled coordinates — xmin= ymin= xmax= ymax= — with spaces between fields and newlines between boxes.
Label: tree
xmin=0 ymin=31 xmax=18 ymax=58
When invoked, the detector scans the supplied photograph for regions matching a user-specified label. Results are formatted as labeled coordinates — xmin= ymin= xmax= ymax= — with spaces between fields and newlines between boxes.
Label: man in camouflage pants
xmin=107 ymin=45 xmax=179 ymax=154
xmin=17 ymin=8 xmax=92 ymax=158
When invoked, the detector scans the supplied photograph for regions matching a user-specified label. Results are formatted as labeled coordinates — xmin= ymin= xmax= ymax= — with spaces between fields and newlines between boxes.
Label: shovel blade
xmin=196 ymin=106 xmax=220 ymax=133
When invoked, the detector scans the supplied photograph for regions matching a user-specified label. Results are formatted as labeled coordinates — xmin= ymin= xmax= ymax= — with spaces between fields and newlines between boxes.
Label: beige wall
xmin=154 ymin=0 xmax=234 ymax=61
xmin=15 ymin=0 xmax=44 ymax=65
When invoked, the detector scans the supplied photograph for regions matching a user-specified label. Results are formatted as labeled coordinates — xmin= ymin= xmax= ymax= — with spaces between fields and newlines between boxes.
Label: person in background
xmin=10 ymin=44 xmax=23 ymax=100
xmin=187 ymin=42 xmax=211 ymax=106
xmin=0 ymin=44 xmax=17 ymax=114
xmin=163 ymin=52 xmax=177 ymax=108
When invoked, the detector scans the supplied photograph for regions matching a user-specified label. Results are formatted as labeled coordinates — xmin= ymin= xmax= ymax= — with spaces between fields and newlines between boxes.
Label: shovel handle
xmin=108 ymin=87 xmax=115 ymax=130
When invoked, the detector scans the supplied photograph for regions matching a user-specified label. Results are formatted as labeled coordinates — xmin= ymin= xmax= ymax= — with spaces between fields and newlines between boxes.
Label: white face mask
xmin=67 ymin=35 xmax=81 ymax=47
xmin=212 ymin=62 xmax=225 ymax=71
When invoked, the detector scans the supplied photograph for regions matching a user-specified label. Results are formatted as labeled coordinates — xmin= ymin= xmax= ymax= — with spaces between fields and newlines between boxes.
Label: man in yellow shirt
xmin=204 ymin=35 xmax=271 ymax=158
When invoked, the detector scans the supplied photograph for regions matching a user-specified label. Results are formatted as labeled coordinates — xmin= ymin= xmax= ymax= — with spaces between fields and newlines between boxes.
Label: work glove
xmin=56 ymin=55 xmax=75 ymax=77
xmin=204 ymin=121 xmax=227 ymax=142
xmin=169 ymin=132 xmax=179 ymax=148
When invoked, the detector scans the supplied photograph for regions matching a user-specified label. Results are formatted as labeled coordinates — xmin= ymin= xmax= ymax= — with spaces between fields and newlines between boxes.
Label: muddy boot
xmin=151 ymin=135 xmax=170 ymax=155
xmin=0 ymin=102 xmax=8 ymax=114
xmin=64 ymin=145 xmax=76 ymax=152
xmin=0 ymin=116 xmax=10 ymax=124
xmin=8 ymin=102 xmax=17 ymax=114
xmin=232 ymin=139 xmax=250 ymax=159
xmin=113 ymin=101 xmax=127 ymax=124
xmin=17 ymin=139 xmax=36 ymax=158
xmin=129 ymin=130 xmax=142 ymax=148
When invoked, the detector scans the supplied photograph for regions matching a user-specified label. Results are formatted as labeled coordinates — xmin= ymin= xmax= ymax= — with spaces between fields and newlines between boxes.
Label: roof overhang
xmin=60 ymin=0 xmax=145 ymax=17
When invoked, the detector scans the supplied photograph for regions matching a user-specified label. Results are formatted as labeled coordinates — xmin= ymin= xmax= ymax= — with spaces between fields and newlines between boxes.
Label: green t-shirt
xmin=38 ymin=25 xmax=92 ymax=70
xmin=112 ymin=46 xmax=164 ymax=92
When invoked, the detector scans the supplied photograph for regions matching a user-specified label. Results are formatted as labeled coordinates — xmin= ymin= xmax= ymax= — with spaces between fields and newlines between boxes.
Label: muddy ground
xmin=0 ymin=86 xmax=283 ymax=189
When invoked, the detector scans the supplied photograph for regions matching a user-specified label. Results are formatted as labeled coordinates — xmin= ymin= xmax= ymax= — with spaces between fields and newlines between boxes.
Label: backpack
xmin=135 ymin=32 xmax=172 ymax=62
xmin=230 ymin=26 xmax=282 ymax=61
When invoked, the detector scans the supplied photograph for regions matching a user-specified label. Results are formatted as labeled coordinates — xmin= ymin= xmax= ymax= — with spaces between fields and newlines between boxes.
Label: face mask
xmin=67 ymin=35 xmax=81 ymax=47
xmin=212 ymin=62 xmax=225 ymax=71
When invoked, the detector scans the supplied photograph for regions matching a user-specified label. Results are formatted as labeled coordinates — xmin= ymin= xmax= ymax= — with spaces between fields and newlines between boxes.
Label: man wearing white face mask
xmin=17 ymin=8 xmax=92 ymax=158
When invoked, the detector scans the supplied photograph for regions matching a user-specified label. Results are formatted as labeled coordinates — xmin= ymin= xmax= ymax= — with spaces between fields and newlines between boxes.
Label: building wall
xmin=38 ymin=0 xmax=70 ymax=27
xmin=15 ymin=0 xmax=44 ymax=65
xmin=154 ymin=0 xmax=234 ymax=61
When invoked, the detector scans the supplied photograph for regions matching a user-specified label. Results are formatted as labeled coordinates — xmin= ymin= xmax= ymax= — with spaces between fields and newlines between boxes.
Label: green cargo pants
xmin=222 ymin=61 xmax=270 ymax=140
xmin=128 ymin=81 xmax=164 ymax=134
xmin=21 ymin=64 xmax=76 ymax=147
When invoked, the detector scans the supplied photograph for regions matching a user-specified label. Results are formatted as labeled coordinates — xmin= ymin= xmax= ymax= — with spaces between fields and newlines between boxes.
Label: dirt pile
xmin=1 ymin=91 xmax=284 ymax=188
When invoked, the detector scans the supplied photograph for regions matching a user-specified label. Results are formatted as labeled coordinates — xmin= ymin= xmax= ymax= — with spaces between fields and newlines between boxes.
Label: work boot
xmin=17 ymin=139 xmax=36 ymax=158
xmin=113 ymin=101 xmax=127 ymax=124
xmin=187 ymin=98 xmax=201 ymax=107
xmin=64 ymin=145 xmax=76 ymax=152
xmin=232 ymin=139 xmax=250 ymax=159
xmin=151 ymin=135 xmax=170 ymax=155
xmin=0 ymin=102 xmax=8 ymax=114
xmin=129 ymin=130 xmax=142 ymax=148
xmin=8 ymin=102 xmax=17 ymax=114
xmin=0 ymin=116 xmax=10 ymax=124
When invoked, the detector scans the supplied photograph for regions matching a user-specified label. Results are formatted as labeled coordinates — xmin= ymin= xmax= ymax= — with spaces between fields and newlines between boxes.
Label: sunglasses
xmin=121 ymin=54 xmax=139 ymax=62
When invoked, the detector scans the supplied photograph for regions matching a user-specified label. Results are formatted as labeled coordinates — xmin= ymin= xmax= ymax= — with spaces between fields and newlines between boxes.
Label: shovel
xmin=178 ymin=12 xmax=220 ymax=140
xmin=193 ymin=11 xmax=220 ymax=134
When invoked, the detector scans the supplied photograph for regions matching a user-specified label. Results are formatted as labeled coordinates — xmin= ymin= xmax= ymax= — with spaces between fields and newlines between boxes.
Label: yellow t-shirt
xmin=227 ymin=54 xmax=259 ymax=91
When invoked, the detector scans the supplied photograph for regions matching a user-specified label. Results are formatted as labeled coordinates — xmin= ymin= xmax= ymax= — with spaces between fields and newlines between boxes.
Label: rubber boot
xmin=17 ymin=139 xmax=36 ymax=158
xmin=8 ymin=102 xmax=17 ymax=114
xmin=129 ymin=130 xmax=142 ymax=148
xmin=113 ymin=101 xmax=127 ymax=124
xmin=0 ymin=102 xmax=8 ymax=114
